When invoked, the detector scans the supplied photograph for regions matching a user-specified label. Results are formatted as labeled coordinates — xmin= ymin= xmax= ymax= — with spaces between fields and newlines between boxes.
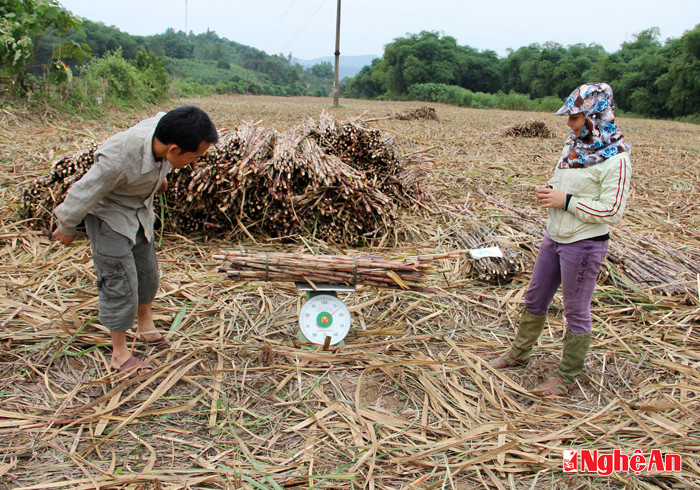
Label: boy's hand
xmin=156 ymin=178 xmax=168 ymax=195
xmin=52 ymin=229 xmax=75 ymax=245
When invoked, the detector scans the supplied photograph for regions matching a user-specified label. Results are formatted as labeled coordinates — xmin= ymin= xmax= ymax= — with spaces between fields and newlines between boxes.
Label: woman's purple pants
xmin=524 ymin=232 xmax=609 ymax=334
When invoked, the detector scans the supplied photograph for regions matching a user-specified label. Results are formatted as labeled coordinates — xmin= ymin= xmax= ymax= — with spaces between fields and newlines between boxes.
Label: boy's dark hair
xmin=155 ymin=106 xmax=219 ymax=153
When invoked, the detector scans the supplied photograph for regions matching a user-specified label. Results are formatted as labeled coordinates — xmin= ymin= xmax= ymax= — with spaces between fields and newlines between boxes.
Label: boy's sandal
xmin=116 ymin=356 xmax=153 ymax=379
xmin=489 ymin=353 xmax=528 ymax=369
xmin=139 ymin=334 xmax=171 ymax=350
xmin=532 ymin=376 xmax=574 ymax=396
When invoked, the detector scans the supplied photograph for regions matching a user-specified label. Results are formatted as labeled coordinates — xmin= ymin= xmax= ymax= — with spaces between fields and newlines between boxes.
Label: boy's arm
xmin=54 ymin=157 xmax=125 ymax=239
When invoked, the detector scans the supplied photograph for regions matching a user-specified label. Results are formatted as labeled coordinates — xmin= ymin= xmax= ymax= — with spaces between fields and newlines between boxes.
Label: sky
xmin=56 ymin=0 xmax=700 ymax=60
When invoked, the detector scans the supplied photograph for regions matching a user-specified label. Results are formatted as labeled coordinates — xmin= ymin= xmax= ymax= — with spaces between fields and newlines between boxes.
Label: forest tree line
xmin=340 ymin=28 xmax=700 ymax=121
xmin=1 ymin=1 xmax=698 ymax=121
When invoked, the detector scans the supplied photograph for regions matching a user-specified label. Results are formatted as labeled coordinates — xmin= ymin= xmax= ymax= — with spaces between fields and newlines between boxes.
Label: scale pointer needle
xmin=317 ymin=308 xmax=341 ymax=328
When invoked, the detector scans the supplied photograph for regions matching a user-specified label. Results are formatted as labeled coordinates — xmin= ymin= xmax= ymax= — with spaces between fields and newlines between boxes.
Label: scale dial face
xmin=299 ymin=294 xmax=351 ymax=346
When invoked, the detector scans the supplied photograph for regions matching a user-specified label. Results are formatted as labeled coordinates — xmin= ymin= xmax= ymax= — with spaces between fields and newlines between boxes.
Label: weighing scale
xmin=295 ymin=282 xmax=354 ymax=349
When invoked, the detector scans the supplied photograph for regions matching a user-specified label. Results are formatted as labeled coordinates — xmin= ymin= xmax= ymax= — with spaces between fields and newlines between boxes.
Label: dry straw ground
xmin=1 ymin=95 xmax=699 ymax=489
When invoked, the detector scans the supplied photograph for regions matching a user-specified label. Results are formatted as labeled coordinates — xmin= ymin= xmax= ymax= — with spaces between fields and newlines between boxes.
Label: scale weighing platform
xmin=295 ymin=282 xmax=354 ymax=349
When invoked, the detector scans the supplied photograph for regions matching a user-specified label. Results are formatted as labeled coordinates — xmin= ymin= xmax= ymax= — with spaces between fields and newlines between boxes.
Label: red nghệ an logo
xmin=563 ymin=449 xmax=682 ymax=476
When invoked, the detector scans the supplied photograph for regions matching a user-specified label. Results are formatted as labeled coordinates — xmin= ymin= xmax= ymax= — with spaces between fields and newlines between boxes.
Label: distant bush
xmin=213 ymin=80 xmax=247 ymax=94
xmin=81 ymin=48 xmax=142 ymax=104
xmin=407 ymin=83 xmax=564 ymax=113
xmin=62 ymin=48 xmax=168 ymax=109
xmin=469 ymin=91 xmax=499 ymax=109
xmin=676 ymin=113 xmax=700 ymax=125
xmin=534 ymin=96 xmax=565 ymax=113
xmin=170 ymin=78 xmax=212 ymax=98
xmin=494 ymin=91 xmax=532 ymax=111
xmin=167 ymin=58 xmax=251 ymax=84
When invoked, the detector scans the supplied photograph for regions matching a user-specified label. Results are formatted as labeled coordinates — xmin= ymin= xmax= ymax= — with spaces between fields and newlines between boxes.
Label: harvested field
xmin=1 ymin=95 xmax=699 ymax=489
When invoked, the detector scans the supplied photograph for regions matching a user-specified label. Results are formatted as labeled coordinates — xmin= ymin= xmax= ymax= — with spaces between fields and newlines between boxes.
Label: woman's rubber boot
xmin=533 ymin=330 xmax=591 ymax=396
xmin=489 ymin=310 xmax=546 ymax=369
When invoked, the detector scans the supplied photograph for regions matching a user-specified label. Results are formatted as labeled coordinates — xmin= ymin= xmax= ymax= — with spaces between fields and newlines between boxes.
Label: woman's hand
xmin=535 ymin=186 xmax=567 ymax=209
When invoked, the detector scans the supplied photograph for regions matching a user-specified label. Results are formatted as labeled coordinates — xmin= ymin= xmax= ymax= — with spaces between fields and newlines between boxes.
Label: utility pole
xmin=333 ymin=0 xmax=341 ymax=107
xmin=185 ymin=0 xmax=188 ymax=34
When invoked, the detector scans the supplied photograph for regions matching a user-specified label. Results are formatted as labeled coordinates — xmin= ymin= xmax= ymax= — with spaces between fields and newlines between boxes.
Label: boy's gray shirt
xmin=55 ymin=113 xmax=171 ymax=243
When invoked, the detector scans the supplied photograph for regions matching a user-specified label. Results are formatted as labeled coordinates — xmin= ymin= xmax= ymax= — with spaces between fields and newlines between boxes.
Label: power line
xmin=264 ymin=0 xmax=298 ymax=54
xmin=281 ymin=0 xmax=329 ymax=56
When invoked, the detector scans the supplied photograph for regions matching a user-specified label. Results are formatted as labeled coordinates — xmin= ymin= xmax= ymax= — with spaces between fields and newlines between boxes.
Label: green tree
xmin=507 ymin=42 xmax=584 ymax=98
xmin=147 ymin=35 xmax=166 ymax=57
xmin=456 ymin=47 xmax=501 ymax=93
xmin=0 ymin=0 xmax=88 ymax=94
xmin=381 ymin=31 xmax=461 ymax=94
xmin=553 ymin=43 xmax=604 ymax=97
xmin=83 ymin=48 xmax=141 ymax=103
xmin=658 ymin=25 xmax=700 ymax=117
xmin=340 ymin=62 xmax=385 ymax=99
xmin=161 ymin=28 xmax=194 ymax=59
xmin=622 ymin=27 xmax=662 ymax=53
xmin=592 ymin=27 xmax=673 ymax=117
xmin=79 ymin=19 xmax=142 ymax=59
xmin=502 ymin=44 xmax=540 ymax=95
xmin=309 ymin=61 xmax=333 ymax=78
xmin=367 ymin=30 xmax=503 ymax=97
xmin=133 ymin=48 xmax=170 ymax=102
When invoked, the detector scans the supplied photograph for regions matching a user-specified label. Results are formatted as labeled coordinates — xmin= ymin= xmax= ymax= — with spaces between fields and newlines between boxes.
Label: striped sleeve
xmin=568 ymin=154 xmax=632 ymax=225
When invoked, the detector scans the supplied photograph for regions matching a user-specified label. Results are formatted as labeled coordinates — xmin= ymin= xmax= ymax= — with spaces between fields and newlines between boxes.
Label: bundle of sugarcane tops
xmin=392 ymin=106 xmax=437 ymax=121
xmin=503 ymin=120 xmax=553 ymax=138
xmin=458 ymin=225 xmax=525 ymax=284
xmin=214 ymin=250 xmax=464 ymax=292
xmin=20 ymin=113 xmax=431 ymax=245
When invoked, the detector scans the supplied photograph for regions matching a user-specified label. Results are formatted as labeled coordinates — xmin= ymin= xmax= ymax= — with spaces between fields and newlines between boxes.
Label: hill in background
xmin=37 ymin=18 xmax=345 ymax=98
xmin=293 ymin=55 xmax=379 ymax=80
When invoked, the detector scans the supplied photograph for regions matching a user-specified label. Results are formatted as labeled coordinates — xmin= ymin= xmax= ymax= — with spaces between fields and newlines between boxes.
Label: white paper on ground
xmin=469 ymin=246 xmax=504 ymax=259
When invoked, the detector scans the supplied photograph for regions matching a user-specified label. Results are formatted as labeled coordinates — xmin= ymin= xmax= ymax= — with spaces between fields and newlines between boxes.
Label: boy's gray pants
xmin=84 ymin=214 xmax=159 ymax=333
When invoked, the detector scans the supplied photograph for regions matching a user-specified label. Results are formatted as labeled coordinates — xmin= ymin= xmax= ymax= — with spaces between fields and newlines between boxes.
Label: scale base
xmin=297 ymin=331 xmax=345 ymax=350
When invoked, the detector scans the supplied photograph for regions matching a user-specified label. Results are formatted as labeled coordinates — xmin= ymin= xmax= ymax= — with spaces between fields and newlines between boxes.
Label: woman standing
xmin=490 ymin=83 xmax=632 ymax=396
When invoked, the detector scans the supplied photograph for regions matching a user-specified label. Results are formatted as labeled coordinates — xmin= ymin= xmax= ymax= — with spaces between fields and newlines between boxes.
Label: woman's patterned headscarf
xmin=555 ymin=82 xmax=631 ymax=169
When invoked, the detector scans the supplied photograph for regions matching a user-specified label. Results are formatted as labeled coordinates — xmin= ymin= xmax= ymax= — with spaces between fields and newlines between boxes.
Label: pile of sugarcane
xmin=214 ymin=250 xmax=465 ymax=292
xmin=606 ymin=232 xmax=700 ymax=297
xmin=20 ymin=141 xmax=100 ymax=226
xmin=300 ymin=113 xmax=432 ymax=215
xmin=392 ymin=106 xmax=437 ymax=121
xmin=303 ymin=113 xmax=403 ymax=180
xmin=457 ymin=225 xmax=526 ymax=284
xmin=503 ymin=120 xmax=553 ymax=138
xmin=473 ymin=191 xmax=699 ymax=297
xmin=20 ymin=114 xmax=432 ymax=245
